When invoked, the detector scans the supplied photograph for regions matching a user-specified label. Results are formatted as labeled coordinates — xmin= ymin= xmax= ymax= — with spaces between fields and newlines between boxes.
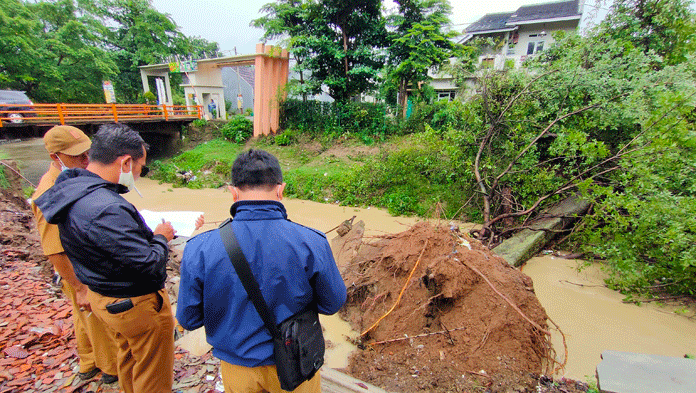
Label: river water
xmin=2 ymin=138 xmax=695 ymax=380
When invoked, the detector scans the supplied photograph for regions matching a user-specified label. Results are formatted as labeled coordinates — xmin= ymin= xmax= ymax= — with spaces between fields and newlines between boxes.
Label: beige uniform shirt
xmin=31 ymin=164 xmax=63 ymax=256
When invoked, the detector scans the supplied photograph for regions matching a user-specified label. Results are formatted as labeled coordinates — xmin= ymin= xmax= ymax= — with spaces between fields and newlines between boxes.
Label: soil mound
xmin=0 ymin=161 xmax=46 ymax=270
xmin=333 ymin=221 xmax=564 ymax=392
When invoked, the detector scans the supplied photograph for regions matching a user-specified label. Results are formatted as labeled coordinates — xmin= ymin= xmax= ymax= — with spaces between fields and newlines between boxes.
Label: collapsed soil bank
xmin=331 ymin=220 xmax=579 ymax=392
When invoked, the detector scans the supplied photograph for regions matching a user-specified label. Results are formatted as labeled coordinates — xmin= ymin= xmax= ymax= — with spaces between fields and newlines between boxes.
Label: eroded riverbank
xmin=126 ymin=179 xmax=696 ymax=382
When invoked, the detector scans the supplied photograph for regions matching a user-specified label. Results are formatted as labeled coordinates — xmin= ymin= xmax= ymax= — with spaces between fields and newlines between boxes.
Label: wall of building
xmin=509 ymin=19 xmax=579 ymax=62
xmin=221 ymin=66 xmax=254 ymax=115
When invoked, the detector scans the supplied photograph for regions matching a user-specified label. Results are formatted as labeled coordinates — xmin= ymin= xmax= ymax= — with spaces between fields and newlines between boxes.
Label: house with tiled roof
xmin=461 ymin=0 xmax=585 ymax=70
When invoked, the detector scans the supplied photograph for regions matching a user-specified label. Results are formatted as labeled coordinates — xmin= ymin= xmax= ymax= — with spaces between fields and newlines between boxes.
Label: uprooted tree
xmin=456 ymin=0 xmax=696 ymax=296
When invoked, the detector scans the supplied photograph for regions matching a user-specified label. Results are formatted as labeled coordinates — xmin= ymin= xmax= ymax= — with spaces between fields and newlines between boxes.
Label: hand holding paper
xmin=140 ymin=210 xmax=204 ymax=238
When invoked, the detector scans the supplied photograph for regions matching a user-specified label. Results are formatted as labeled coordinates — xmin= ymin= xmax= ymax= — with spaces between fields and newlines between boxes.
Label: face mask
xmin=118 ymin=159 xmax=143 ymax=198
xmin=56 ymin=156 xmax=69 ymax=172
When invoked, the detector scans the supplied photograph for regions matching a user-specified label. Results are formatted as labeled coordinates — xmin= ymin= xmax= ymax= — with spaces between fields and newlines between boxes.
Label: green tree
xmin=251 ymin=0 xmax=317 ymax=100
xmin=386 ymin=0 xmax=462 ymax=116
xmin=88 ymin=0 xmax=218 ymax=102
xmin=0 ymin=0 xmax=218 ymax=103
xmin=0 ymin=0 xmax=118 ymax=102
xmin=0 ymin=0 xmax=43 ymax=90
xmin=599 ymin=0 xmax=696 ymax=66
xmin=254 ymin=0 xmax=387 ymax=102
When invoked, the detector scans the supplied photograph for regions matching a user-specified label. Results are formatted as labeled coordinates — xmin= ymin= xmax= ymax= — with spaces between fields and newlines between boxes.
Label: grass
xmin=150 ymin=136 xmax=369 ymax=197
xmin=0 ymin=152 xmax=11 ymax=189
xmin=150 ymin=133 xmax=477 ymax=220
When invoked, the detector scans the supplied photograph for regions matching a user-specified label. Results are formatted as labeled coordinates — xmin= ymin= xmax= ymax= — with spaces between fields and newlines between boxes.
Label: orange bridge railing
xmin=0 ymin=103 xmax=202 ymax=128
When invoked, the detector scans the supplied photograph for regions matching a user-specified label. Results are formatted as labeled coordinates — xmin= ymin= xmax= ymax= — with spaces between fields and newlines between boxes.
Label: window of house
xmin=437 ymin=91 xmax=456 ymax=101
xmin=526 ymin=41 xmax=545 ymax=55
xmin=481 ymin=58 xmax=494 ymax=68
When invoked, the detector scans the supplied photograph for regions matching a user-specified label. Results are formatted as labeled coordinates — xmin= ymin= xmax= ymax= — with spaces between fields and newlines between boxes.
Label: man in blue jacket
xmin=177 ymin=149 xmax=347 ymax=393
xmin=35 ymin=123 xmax=176 ymax=393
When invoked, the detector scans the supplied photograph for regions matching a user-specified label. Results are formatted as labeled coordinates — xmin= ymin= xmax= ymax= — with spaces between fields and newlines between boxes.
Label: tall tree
xmin=386 ymin=0 xmax=462 ymax=116
xmin=254 ymin=0 xmax=387 ymax=102
xmin=88 ymin=0 xmax=218 ymax=102
xmin=251 ymin=0 xmax=317 ymax=100
xmin=0 ymin=0 xmax=118 ymax=103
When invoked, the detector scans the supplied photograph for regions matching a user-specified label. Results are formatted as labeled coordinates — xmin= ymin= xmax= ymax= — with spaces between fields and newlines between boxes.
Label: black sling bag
xmin=219 ymin=222 xmax=324 ymax=391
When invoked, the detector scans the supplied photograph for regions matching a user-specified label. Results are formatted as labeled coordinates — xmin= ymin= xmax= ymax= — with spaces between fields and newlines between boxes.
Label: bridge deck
xmin=0 ymin=103 xmax=202 ymax=128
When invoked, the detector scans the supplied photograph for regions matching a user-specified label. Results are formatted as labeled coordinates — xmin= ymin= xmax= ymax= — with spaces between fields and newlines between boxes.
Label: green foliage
xmin=219 ymin=116 xmax=253 ymax=143
xmin=331 ymin=131 xmax=477 ymax=219
xmin=600 ymin=0 xmax=696 ymax=66
xmin=0 ymin=167 xmax=9 ymax=189
xmin=143 ymin=91 xmax=156 ymax=103
xmin=274 ymin=129 xmax=297 ymax=146
xmin=280 ymin=99 xmax=395 ymax=140
xmin=0 ymin=0 xmax=219 ymax=103
xmin=150 ymin=139 xmax=243 ymax=188
xmin=573 ymin=78 xmax=696 ymax=296
xmin=0 ymin=0 xmax=118 ymax=102
xmin=253 ymin=0 xmax=387 ymax=102
xmin=191 ymin=119 xmax=208 ymax=127
xmin=385 ymin=0 xmax=463 ymax=112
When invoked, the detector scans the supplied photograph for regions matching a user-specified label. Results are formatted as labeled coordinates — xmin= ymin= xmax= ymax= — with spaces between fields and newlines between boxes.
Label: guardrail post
xmin=57 ymin=104 xmax=65 ymax=125
xmin=111 ymin=103 xmax=118 ymax=122
xmin=162 ymin=104 xmax=169 ymax=121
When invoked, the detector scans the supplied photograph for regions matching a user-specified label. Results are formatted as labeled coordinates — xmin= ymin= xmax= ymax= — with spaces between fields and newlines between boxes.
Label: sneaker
xmin=77 ymin=368 xmax=100 ymax=380
xmin=101 ymin=373 xmax=119 ymax=384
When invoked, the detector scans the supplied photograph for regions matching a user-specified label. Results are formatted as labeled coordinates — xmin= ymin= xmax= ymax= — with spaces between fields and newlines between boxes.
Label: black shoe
xmin=77 ymin=368 xmax=101 ymax=380
xmin=101 ymin=373 xmax=119 ymax=384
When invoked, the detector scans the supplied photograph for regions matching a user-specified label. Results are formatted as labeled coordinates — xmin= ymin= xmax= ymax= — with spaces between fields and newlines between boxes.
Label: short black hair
xmin=89 ymin=123 xmax=148 ymax=165
xmin=231 ymin=149 xmax=283 ymax=189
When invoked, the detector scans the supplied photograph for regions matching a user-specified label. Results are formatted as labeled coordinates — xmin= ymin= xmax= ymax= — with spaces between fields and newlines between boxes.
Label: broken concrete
xmin=494 ymin=195 xmax=591 ymax=266
xmin=596 ymin=350 xmax=696 ymax=393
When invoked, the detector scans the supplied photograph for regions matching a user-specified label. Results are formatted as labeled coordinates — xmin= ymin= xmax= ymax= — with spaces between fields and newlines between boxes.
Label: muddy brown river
xmin=3 ymin=138 xmax=695 ymax=381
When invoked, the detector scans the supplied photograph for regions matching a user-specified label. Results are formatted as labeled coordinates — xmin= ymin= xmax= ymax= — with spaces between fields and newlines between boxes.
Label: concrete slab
xmin=321 ymin=367 xmax=391 ymax=393
xmin=494 ymin=195 xmax=590 ymax=266
xmin=596 ymin=350 xmax=696 ymax=393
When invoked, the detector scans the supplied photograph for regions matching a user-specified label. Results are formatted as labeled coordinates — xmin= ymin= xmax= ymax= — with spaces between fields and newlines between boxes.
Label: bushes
xmin=331 ymin=133 xmax=478 ymax=219
xmin=280 ymin=99 xmax=395 ymax=141
xmin=220 ymin=115 xmax=253 ymax=143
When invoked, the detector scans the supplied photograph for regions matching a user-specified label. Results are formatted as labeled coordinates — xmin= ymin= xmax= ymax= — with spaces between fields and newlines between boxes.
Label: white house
xmin=428 ymin=0 xmax=586 ymax=100
xmin=460 ymin=0 xmax=584 ymax=70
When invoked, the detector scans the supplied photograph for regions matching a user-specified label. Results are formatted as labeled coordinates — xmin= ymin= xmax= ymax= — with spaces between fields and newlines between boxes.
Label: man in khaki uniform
xmin=30 ymin=125 xmax=119 ymax=384
xmin=35 ymin=123 xmax=178 ymax=393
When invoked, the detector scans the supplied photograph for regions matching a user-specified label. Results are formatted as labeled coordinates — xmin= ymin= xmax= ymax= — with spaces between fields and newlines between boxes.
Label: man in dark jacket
xmin=176 ymin=149 xmax=347 ymax=393
xmin=35 ymin=123 xmax=176 ymax=393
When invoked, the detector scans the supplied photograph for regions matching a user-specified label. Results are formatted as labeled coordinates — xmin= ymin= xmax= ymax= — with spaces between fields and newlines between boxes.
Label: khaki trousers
xmin=221 ymin=361 xmax=321 ymax=393
xmin=62 ymin=281 xmax=118 ymax=375
xmin=87 ymin=288 xmax=174 ymax=393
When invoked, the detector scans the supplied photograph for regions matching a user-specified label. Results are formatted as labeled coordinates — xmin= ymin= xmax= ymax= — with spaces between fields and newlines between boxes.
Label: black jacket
xmin=35 ymin=168 xmax=169 ymax=297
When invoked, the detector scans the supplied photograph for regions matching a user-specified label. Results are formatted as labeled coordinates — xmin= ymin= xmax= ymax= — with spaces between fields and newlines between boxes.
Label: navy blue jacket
xmin=35 ymin=168 xmax=169 ymax=297
xmin=176 ymin=200 xmax=347 ymax=368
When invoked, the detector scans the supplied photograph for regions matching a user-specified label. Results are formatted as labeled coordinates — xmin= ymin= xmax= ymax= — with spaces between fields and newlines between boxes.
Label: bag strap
xmin=219 ymin=221 xmax=282 ymax=340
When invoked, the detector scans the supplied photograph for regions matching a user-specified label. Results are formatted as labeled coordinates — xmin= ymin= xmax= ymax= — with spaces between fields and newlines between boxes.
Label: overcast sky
xmin=150 ymin=0 xmax=613 ymax=56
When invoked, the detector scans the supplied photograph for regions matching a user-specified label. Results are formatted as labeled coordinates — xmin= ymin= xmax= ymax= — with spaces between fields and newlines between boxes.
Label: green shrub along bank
xmin=280 ymin=99 xmax=397 ymax=143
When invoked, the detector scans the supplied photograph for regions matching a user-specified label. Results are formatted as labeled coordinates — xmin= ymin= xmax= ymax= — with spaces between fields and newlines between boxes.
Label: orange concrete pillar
xmin=253 ymin=44 xmax=289 ymax=137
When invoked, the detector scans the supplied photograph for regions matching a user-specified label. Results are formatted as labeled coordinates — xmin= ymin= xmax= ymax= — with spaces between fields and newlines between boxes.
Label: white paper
xmin=140 ymin=210 xmax=203 ymax=238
